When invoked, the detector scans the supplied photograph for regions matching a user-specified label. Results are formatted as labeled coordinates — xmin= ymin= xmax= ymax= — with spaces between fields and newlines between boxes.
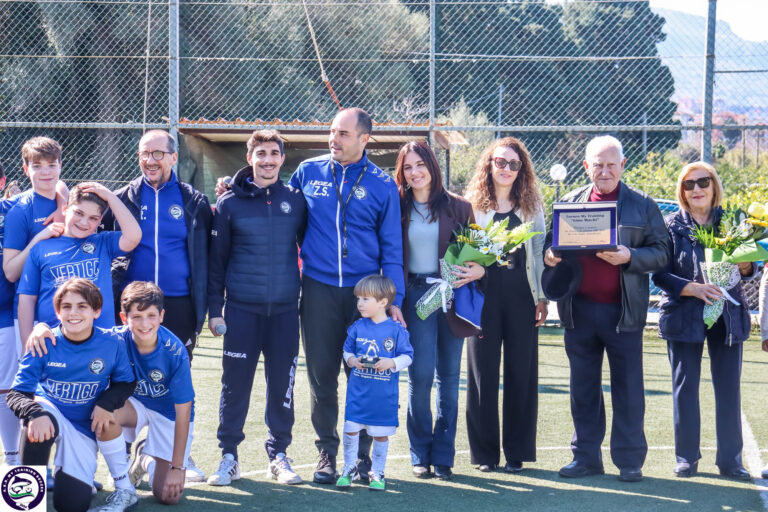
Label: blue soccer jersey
xmin=343 ymin=318 xmax=413 ymax=427
xmin=12 ymin=326 xmax=135 ymax=439
xmin=4 ymin=191 xmax=57 ymax=319
xmin=0 ymin=192 xmax=29 ymax=328
xmin=108 ymin=325 xmax=195 ymax=422
xmin=18 ymin=232 xmax=124 ymax=329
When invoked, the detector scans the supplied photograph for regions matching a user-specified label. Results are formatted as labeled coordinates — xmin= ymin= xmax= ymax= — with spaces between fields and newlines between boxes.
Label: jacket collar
xmin=669 ymin=207 xmax=723 ymax=237
xmin=231 ymin=166 xmax=282 ymax=198
xmin=330 ymin=150 xmax=369 ymax=175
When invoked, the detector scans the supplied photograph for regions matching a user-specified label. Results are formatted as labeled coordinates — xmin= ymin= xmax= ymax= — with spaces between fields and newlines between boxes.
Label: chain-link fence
xmin=1 ymin=0 xmax=766 ymax=312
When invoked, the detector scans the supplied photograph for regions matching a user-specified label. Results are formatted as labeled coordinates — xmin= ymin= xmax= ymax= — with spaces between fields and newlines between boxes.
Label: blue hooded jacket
xmin=289 ymin=151 xmax=404 ymax=306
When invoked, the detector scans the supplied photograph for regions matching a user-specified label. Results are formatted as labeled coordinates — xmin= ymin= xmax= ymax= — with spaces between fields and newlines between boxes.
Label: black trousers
xmin=564 ymin=296 xmax=647 ymax=470
xmin=466 ymin=268 xmax=538 ymax=465
xmin=162 ymin=295 xmax=197 ymax=361
xmin=216 ymin=305 xmax=299 ymax=461
xmin=300 ymin=276 xmax=370 ymax=457
xmin=667 ymin=318 xmax=743 ymax=470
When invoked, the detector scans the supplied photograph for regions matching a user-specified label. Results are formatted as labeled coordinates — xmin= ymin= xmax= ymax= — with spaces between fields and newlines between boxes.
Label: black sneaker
xmin=313 ymin=452 xmax=337 ymax=484
xmin=356 ymin=454 xmax=372 ymax=484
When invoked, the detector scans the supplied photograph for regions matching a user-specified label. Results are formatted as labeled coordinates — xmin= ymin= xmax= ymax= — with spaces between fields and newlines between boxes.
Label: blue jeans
xmin=405 ymin=281 xmax=464 ymax=468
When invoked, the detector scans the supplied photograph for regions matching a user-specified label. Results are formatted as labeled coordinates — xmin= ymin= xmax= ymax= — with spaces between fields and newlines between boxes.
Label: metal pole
xmin=757 ymin=130 xmax=761 ymax=165
xmin=741 ymin=127 xmax=746 ymax=167
xmin=428 ymin=0 xmax=436 ymax=146
xmin=701 ymin=0 xmax=716 ymax=163
xmin=445 ymin=147 xmax=451 ymax=191
xmin=641 ymin=111 xmax=647 ymax=157
xmin=496 ymin=84 xmax=504 ymax=139
xmin=169 ymin=0 xmax=180 ymax=143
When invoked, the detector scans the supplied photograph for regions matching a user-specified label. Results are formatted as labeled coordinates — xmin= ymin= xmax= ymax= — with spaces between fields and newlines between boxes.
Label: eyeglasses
xmin=682 ymin=177 xmax=712 ymax=191
xmin=492 ymin=157 xmax=522 ymax=172
xmin=137 ymin=150 xmax=171 ymax=161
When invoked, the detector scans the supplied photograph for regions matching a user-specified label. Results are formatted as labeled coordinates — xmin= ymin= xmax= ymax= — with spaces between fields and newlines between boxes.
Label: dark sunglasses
xmin=492 ymin=157 xmax=522 ymax=172
xmin=137 ymin=150 xmax=171 ymax=161
xmin=682 ymin=177 xmax=711 ymax=191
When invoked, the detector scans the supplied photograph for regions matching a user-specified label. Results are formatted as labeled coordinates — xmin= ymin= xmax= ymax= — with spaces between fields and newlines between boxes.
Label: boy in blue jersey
xmin=27 ymin=281 xmax=195 ymax=505
xmin=17 ymin=182 xmax=141 ymax=345
xmin=117 ymin=281 xmax=193 ymax=505
xmin=336 ymin=275 xmax=413 ymax=491
xmin=5 ymin=279 xmax=137 ymax=512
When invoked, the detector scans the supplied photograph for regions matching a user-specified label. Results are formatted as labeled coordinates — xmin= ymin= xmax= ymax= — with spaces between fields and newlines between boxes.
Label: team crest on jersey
xmin=383 ymin=337 xmax=395 ymax=352
xmin=280 ymin=201 xmax=291 ymax=214
xmin=81 ymin=242 xmax=95 ymax=254
xmin=169 ymin=204 xmax=184 ymax=220
xmin=149 ymin=369 xmax=164 ymax=383
xmin=353 ymin=185 xmax=367 ymax=200
xmin=88 ymin=358 xmax=105 ymax=375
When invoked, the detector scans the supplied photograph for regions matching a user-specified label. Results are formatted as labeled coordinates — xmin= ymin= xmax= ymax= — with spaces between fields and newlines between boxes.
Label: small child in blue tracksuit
xmin=337 ymin=275 xmax=413 ymax=491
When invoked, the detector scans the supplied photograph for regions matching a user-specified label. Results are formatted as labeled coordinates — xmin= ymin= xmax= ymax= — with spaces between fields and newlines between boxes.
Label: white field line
xmin=740 ymin=412 xmax=768 ymax=512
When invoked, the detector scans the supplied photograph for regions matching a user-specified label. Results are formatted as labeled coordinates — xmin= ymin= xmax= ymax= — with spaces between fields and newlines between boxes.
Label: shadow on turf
xmin=162 ymin=469 xmax=760 ymax=511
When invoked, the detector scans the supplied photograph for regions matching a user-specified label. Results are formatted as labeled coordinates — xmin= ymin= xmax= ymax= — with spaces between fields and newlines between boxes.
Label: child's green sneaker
xmin=336 ymin=465 xmax=359 ymax=488
xmin=369 ymin=472 xmax=386 ymax=491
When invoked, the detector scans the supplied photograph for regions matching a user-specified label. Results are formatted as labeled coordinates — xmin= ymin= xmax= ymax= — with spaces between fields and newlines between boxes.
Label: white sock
xmin=141 ymin=454 xmax=156 ymax=485
xmin=342 ymin=433 xmax=359 ymax=469
xmin=371 ymin=439 xmax=389 ymax=475
xmin=0 ymin=395 xmax=20 ymax=464
xmin=98 ymin=434 xmax=134 ymax=491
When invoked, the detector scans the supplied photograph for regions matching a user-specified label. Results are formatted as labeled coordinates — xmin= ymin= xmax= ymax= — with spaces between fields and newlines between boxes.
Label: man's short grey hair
xmin=585 ymin=135 xmax=624 ymax=161
xmin=139 ymin=130 xmax=177 ymax=153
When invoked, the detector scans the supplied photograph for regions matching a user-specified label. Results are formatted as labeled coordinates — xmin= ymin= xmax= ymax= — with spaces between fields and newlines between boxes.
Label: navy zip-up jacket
xmin=652 ymin=208 xmax=753 ymax=345
xmin=289 ymin=151 xmax=404 ymax=307
xmin=101 ymin=173 xmax=212 ymax=334
xmin=208 ymin=167 xmax=306 ymax=317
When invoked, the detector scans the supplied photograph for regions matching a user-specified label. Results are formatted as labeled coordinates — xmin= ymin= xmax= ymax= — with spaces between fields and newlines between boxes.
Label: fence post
xmin=169 ymin=0 xmax=180 ymax=142
xmin=428 ymin=0 xmax=436 ymax=139
xmin=701 ymin=0 xmax=716 ymax=163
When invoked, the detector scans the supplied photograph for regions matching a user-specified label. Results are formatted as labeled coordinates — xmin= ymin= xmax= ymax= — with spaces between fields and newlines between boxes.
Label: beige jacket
xmin=473 ymin=206 xmax=547 ymax=305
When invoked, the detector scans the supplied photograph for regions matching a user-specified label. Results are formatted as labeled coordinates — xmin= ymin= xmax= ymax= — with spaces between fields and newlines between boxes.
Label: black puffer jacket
xmin=543 ymin=182 xmax=669 ymax=332
xmin=208 ymin=167 xmax=307 ymax=317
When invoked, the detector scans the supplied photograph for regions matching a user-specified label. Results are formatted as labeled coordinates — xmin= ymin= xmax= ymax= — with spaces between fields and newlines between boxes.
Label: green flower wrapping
xmin=415 ymin=259 xmax=458 ymax=320
xmin=702 ymin=249 xmax=741 ymax=329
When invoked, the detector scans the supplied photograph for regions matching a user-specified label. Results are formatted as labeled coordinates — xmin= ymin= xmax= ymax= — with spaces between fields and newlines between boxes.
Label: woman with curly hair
xmin=395 ymin=141 xmax=485 ymax=480
xmin=464 ymin=136 xmax=547 ymax=473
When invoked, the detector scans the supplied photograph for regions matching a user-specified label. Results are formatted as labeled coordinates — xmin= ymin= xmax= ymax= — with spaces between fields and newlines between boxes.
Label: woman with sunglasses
xmin=394 ymin=141 xmax=485 ymax=480
xmin=652 ymin=161 xmax=754 ymax=480
xmin=463 ymin=137 xmax=547 ymax=473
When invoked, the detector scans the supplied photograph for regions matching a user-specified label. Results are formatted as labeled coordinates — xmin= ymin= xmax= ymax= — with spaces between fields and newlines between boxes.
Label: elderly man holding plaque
xmin=542 ymin=135 xmax=668 ymax=483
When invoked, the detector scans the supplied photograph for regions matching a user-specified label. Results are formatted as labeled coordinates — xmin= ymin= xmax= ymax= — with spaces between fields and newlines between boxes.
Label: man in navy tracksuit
xmin=101 ymin=130 xmax=212 ymax=482
xmin=288 ymin=108 xmax=405 ymax=483
xmin=102 ymin=130 xmax=212 ymax=361
xmin=207 ymin=130 xmax=307 ymax=486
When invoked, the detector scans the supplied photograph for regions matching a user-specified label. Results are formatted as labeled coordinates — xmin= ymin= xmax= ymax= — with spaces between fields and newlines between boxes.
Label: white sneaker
xmin=128 ymin=439 xmax=147 ymax=486
xmin=268 ymin=453 xmax=302 ymax=485
xmin=207 ymin=454 xmax=240 ymax=486
xmin=185 ymin=456 xmax=206 ymax=483
xmin=88 ymin=488 xmax=139 ymax=512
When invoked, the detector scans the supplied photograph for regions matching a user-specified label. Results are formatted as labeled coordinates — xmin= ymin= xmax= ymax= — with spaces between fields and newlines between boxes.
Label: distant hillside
xmin=653 ymin=7 xmax=768 ymax=118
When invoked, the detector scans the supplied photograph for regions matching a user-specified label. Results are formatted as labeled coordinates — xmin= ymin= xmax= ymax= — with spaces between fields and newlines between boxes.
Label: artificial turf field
xmin=78 ymin=329 xmax=768 ymax=511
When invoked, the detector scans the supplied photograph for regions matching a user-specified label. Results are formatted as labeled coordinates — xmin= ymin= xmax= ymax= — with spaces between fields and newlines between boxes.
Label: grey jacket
xmin=542 ymin=182 xmax=669 ymax=332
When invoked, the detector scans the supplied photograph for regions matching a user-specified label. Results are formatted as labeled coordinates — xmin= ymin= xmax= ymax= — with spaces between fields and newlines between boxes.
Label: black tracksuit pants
xmin=217 ymin=304 xmax=299 ymax=461
xmin=300 ymin=276 xmax=371 ymax=458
